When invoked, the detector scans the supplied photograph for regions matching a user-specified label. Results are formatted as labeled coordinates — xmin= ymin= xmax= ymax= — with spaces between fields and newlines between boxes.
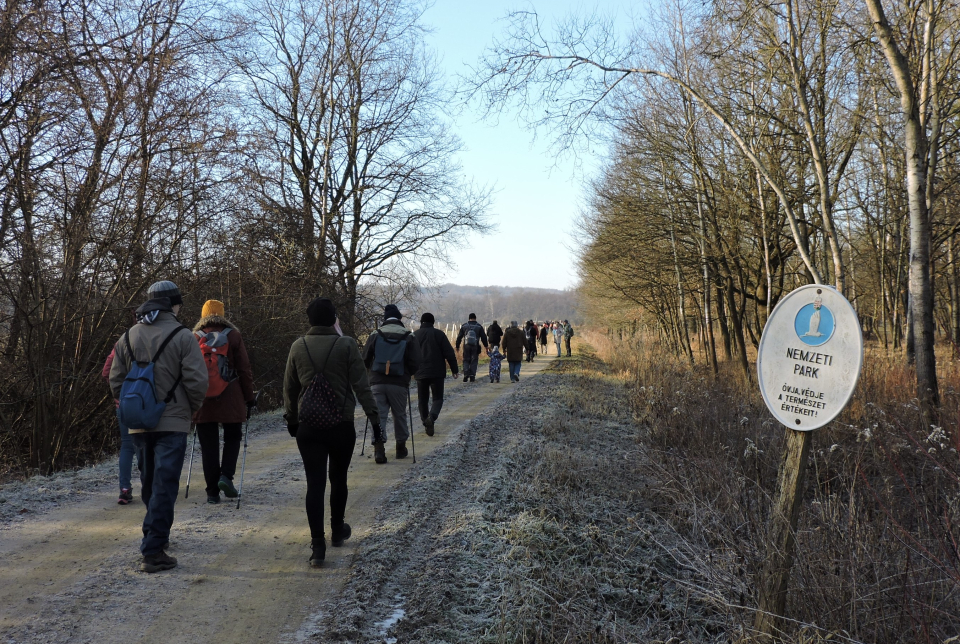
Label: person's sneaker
xmin=141 ymin=550 xmax=177 ymax=573
xmin=218 ymin=475 xmax=238 ymax=498
xmin=396 ymin=441 xmax=408 ymax=459
xmin=310 ymin=538 xmax=325 ymax=567
xmin=374 ymin=441 xmax=387 ymax=464
xmin=423 ymin=416 xmax=435 ymax=437
xmin=118 ymin=488 xmax=133 ymax=505
xmin=331 ymin=522 xmax=351 ymax=547
xmin=207 ymin=493 xmax=221 ymax=504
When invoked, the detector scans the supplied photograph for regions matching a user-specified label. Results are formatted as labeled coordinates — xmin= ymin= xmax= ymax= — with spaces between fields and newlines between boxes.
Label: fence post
xmin=754 ymin=428 xmax=812 ymax=638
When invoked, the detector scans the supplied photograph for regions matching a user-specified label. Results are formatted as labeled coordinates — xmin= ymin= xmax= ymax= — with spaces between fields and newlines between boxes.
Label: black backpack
xmin=298 ymin=337 xmax=342 ymax=432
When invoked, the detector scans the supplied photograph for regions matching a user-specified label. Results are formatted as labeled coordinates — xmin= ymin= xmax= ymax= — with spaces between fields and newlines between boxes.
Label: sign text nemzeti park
xmin=757 ymin=284 xmax=863 ymax=430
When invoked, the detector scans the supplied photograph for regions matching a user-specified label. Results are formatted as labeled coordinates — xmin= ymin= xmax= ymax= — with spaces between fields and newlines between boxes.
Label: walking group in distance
xmin=106 ymin=281 xmax=575 ymax=572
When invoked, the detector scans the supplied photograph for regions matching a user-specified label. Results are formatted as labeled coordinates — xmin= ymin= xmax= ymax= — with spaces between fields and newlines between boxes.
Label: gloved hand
xmin=287 ymin=423 xmax=298 ymax=438
xmin=246 ymin=400 xmax=257 ymax=420
xmin=371 ymin=422 xmax=383 ymax=444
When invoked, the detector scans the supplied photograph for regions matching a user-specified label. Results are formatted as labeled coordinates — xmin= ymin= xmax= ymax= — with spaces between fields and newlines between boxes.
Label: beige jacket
xmin=109 ymin=311 xmax=208 ymax=433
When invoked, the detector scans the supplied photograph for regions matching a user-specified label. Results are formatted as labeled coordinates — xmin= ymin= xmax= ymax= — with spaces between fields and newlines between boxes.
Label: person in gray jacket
xmin=109 ymin=280 xmax=208 ymax=573
xmin=362 ymin=304 xmax=422 ymax=462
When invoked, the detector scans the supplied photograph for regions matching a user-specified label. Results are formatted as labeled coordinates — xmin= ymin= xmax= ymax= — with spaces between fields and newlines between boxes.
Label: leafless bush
xmin=585 ymin=329 xmax=960 ymax=643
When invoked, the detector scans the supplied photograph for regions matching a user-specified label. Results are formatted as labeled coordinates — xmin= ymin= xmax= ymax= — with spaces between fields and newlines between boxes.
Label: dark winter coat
xmin=456 ymin=320 xmax=488 ymax=350
xmin=413 ymin=323 xmax=459 ymax=380
xmin=539 ymin=326 xmax=549 ymax=344
xmin=192 ymin=315 xmax=255 ymax=424
xmin=486 ymin=322 xmax=503 ymax=347
xmin=284 ymin=326 xmax=380 ymax=428
xmin=362 ymin=320 xmax=423 ymax=386
xmin=109 ymin=303 xmax=208 ymax=433
xmin=502 ymin=326 xmax=526 ymax=363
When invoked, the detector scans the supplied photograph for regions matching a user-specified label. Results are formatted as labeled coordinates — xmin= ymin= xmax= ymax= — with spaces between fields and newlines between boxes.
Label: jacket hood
xmin=135 ymin=298 xmax=173 ymax=325
xmin=379 ymin=321 xmax=407 ymax=334
xmin=193 ymin=314 xmax=238 ymax=333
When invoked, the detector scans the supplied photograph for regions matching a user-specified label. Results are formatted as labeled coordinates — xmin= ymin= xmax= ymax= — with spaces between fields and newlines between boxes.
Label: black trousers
xmin=296 ymin=421 xmax=356 ymax=539
xmin=417 ymin=377 xmax=445 ymax=422
xmin=196 ymin=422 xmax=242 ymax=496
xmin=565 ymin=337 xmax=572 ymax=356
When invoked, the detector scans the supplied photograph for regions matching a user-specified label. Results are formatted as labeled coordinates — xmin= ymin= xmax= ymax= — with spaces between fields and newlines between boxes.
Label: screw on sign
xmin=753 ymin=285 xmax=863 ymax=638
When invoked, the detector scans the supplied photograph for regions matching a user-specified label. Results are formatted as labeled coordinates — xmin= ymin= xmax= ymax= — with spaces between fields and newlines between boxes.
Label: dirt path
xmin=0 ymin=357 xmax=552 ymax=643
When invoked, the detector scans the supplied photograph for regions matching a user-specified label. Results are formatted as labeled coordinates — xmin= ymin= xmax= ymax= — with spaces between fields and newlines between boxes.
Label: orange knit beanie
xmin=201 ymin=299 xmax=225 ymax=318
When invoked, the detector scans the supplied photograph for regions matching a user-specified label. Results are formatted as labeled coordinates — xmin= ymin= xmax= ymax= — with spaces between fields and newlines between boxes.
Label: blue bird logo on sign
xmin=794 ymin=294 xmax=835 ymax=347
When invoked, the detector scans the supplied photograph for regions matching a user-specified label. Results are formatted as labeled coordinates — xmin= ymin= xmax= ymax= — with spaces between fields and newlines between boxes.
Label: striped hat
xmin=147 ymin=280 xmax=183 ymax=306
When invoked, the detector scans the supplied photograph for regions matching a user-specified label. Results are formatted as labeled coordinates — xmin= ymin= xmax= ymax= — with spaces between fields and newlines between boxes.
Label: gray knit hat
xmin=147 ymin=280 xmax=183 ymax=306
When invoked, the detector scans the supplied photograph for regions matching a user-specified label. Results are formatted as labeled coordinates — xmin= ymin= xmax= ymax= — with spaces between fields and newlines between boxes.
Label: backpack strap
xmin=301 ymin=336 xmax=340 ymax=374
xmin=152 ymin=325 xmax=189 ymax=363
xmin=155 ymin=326 xmax=189 ymax=403
xmin=123 ymin=331 xmax=135 ymax=364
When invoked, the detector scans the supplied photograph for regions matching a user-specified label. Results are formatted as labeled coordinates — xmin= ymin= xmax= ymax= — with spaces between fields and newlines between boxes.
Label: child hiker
xmin=488 ymin=345 xmax=503 ymax=383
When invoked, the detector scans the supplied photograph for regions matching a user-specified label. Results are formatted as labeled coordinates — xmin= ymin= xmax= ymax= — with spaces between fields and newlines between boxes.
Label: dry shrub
xmin=583 ymin=329 xmax=960 ymax=643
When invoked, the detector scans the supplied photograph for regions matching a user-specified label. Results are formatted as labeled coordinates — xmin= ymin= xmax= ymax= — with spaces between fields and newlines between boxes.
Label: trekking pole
xmin=185 ymin=423 xmax=197 ymax=498
xmin=407 ymin=386 xmax=416 ymax=464
xmin=361 ymin=417 xmax=369 ymax=456
xmin=236 ymin=390 xmax=261 ymax=510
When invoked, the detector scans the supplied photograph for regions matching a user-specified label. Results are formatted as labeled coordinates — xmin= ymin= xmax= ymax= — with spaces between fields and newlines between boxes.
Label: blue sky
xmin=422 ymin=0 xmax=634 ymax=291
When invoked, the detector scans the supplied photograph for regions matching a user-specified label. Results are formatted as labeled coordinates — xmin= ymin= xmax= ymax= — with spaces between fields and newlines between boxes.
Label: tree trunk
xmin=865 ymin=0 xmax=939 ymax=411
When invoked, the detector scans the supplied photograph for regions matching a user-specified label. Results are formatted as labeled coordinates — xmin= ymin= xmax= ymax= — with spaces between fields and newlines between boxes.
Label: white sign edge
xmin=756 ymin=284 xmax=864 ymax=431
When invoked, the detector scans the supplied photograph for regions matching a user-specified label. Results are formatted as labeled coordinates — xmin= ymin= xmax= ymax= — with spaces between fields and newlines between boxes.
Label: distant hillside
xmin=413 ymin=284 xmax=581 ymax=327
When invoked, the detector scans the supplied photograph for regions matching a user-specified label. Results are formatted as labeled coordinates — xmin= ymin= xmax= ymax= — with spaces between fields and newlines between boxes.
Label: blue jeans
xmin=117 ymin=409 xmax=143 ymax=490
xmin=132 ymin=431 xmax=188 ymax=555
xmin=555 ymin=341 xmax=562 ymax=357
xmin=508 ymin=361 xmax=521 ymax=380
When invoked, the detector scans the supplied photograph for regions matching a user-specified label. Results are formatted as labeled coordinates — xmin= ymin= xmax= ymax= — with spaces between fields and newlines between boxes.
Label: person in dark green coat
xmin=283 ymin=297 xmax=381 ymax=567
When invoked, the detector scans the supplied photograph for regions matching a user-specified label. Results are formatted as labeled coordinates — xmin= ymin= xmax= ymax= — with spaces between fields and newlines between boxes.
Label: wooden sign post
xmin=754 ymin=285 xmax=863 ymax=637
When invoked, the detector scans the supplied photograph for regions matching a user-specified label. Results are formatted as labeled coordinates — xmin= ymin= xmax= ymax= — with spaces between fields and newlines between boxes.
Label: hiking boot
xmin=310 ymin=538 xmax=325 ymax=567
xmin=463 ymin=375 xmax=468 ymax=382
xmin=207 ymin=493 xmax=221 ymax=504
xmin=141 ymin=550 xmax=177 ymax=573
xmin=423 ymin=416 xmax=435 ymax=436
xmin=469 ymin=376 xmax=475 ymax=382
xmin=396 ymin=441 xmax=408 ymax=459
xmin=374 ymin=441 xmax=387 ymax=464
xmin=118 ymin=488 xmax=133 ymax=505
xmin=331 ymin=522 xmax=351 ymax=547
xmin=218 ymin=475 xmax=238 ymax=499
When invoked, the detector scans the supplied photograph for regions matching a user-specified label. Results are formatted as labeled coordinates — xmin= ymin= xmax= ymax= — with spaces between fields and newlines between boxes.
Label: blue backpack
xmin=372 ymin=330 xmax=408 ymax=376
xmin=118 ymin=326 xmax=189 ymax=430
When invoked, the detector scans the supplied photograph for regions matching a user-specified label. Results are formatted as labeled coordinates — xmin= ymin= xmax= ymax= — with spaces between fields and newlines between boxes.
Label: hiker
xmin=283 ymin=297 xmax=381 ymax=566
xmin=192 ymin=300 xmax=256 ymax=505
xmin=553 ymin=322 xmax=564 ymax=357
xmin=524 ymin=320 xmax=538 ymax=362
xmin=487 ymin=345 xmax=504 ymax=383
xmin=563 ymin=319 xmax=575 ymax=357
xmin=502 ymin=321 xmax=526 ymax=382
xmin=486 ymin=320 xmax=503 ymax=348
xmin=109 ymin=281 xmax=208 ymax=573
xmin=455 ymin=313 xmax=488 ymax=382
xmin=362 ymin=304 xmax=422 ymax=461
xmin=102 ymin=347 xmax=142 ymax=505
xmin=413 ymin=312 xmax=459 ymax=436
xmin=539 ymin=321 xmax=549 ymax=355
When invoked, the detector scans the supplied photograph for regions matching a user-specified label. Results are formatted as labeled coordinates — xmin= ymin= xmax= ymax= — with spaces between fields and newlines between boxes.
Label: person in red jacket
xmin=192 ymin=300 xmax=256 ymax=504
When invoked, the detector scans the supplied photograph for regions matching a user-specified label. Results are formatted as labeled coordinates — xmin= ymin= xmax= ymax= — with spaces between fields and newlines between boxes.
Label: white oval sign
xmin=757 ymin=284 xmax=863 ymax=431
